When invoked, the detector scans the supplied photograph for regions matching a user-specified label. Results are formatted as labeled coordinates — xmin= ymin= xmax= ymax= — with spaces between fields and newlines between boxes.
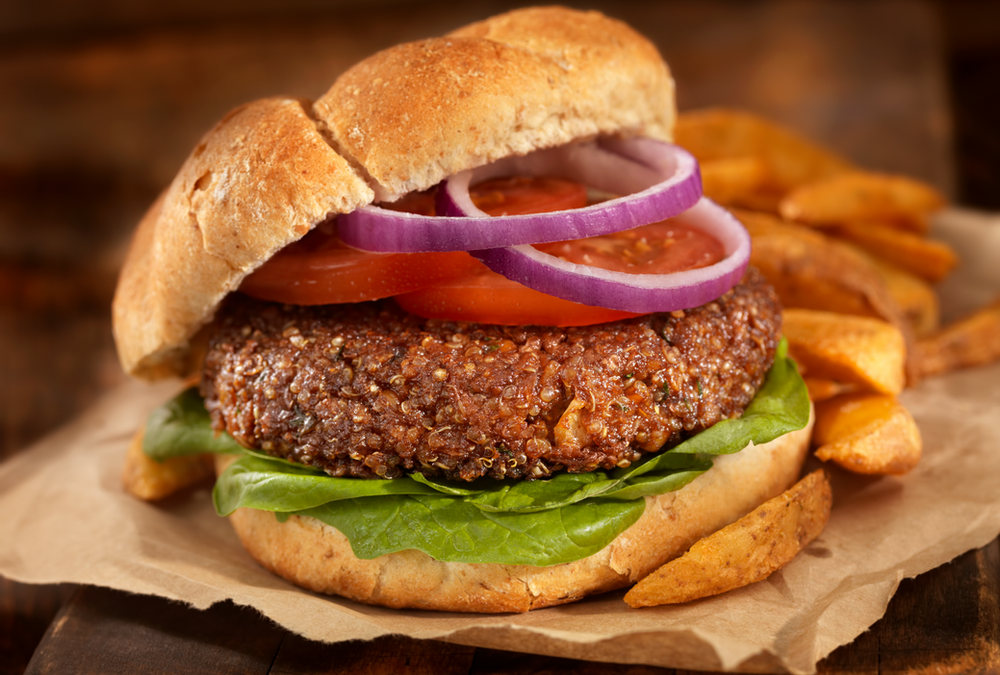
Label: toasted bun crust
xmin=113 ymin=99 xmax=374 ymax=378
xmin=112 ymin=7 xmax=675 ymax=380
xmin=220 ymin=415 xmax=812 ymax=613
xmin=318 ymin=7 xmax=674 ymax=202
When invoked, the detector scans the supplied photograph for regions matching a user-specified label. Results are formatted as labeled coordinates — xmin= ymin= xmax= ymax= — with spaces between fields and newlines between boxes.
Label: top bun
xmin=112 ymin=6 xmax=676 ymax=380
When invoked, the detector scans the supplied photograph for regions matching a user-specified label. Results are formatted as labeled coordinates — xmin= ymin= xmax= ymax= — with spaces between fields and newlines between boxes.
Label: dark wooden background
xmin=2 ymin=0 xmax=999 ymax=673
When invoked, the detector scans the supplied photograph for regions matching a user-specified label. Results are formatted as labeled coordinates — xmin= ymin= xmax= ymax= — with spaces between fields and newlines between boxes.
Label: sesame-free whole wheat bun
xmin=113 ymin=6 xmax=812 ymax=613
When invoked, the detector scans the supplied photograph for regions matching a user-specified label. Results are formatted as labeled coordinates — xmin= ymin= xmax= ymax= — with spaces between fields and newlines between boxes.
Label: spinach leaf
xmin=299 ymin=492 xmax=647 ymax=564
xmin=213 ymin=454 xmax=441 ymax=515
xmin=142 ymin=387 xmax=244 ymax=460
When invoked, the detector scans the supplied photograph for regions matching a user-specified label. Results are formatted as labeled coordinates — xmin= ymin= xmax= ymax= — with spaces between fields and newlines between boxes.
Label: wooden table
xmin=2 ymin=1 xmax=998 ymax=672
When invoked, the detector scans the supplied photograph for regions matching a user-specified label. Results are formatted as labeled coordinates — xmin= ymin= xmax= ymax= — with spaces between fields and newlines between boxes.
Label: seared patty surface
xmin=202 ymin=268 xmax=781 ymax=481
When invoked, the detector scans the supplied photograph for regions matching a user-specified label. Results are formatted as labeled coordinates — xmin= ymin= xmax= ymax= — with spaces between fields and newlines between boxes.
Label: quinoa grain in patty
xmin=201 ymin=268 xmax=782 ymax=482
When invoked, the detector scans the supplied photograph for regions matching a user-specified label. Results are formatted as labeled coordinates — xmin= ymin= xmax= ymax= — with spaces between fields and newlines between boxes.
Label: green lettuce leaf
xmin=298 ymin=494 xmax=647 ymax=565
xmin=142 ymin=387 xmax=244 ymax=460
xmin=213 ymin=454 xmax=442 ymax=514
xmin=146 ymin=340 xmax=808 ymax=566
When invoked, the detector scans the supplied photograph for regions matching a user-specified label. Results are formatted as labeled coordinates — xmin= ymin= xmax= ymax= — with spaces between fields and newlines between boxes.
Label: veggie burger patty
xmin=202 ymin=268 xmax=781 ymax=482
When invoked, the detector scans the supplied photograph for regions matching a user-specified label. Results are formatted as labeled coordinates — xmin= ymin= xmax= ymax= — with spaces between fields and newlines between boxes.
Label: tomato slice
xmin=239 ymin=177 xmax=588 ymax=307
xmin=535 ymin=220 xmax=724 ymax=275
xmin=393 ymin=259 xmax=644 ymax=326
xmin=396 ymin=179 xmax=723 ymax=325
xmin=240 ymin=175 xmax=723 ymax=326
xmin=470 ymin=176 xmax=588 ymax=216
xmin=239 ymin=221 xmax=481 ymax=305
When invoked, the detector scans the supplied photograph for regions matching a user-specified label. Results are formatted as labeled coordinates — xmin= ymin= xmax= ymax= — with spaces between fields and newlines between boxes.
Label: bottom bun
xmin=223 ymin=414 xmax=813 ymax=613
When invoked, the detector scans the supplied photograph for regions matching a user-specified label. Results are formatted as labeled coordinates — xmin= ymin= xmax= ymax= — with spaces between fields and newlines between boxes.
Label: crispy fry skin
xmin=699 ymin=156 xmax=770 ymax=208
xmin=862 ymin=256 xmax=940 ymax=338
xmin=832 ymin=222 xmax=958 ymax=283
xmin=675 ymin=109 xmax=853 ymax=192
xmin=913 ymin=297 xmax=1000 ymax=379
xmin=735 ymin=210 xmax=906 ymax=321
xmin=813 ymin=393 xmax=922 ymax=475
xmin=783 ymin=309 xmax=907 ymax=395
xmin=676 ymin=110 xmax=938 ymax=483
xmin=624 ymin=470 xmax=832 ymax=607
xmin=778 ymin=171 xmax=944 ymax=230
xmin=682 ymin=111 xmax=951 ymax=333
xmin=735 ymin=210 xmax=922 ymax=385
xmin=121 ymin=428 xmax=215 ymax=501
xmin=803 ymin=378 xmax=856 ymax=403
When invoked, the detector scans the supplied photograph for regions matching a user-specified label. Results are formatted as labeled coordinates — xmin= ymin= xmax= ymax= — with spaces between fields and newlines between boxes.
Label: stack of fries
xmin=626 ymin=110 xmax=1000 ymax=608
xmin=676 ymin=108 xmax=1000 ymax=473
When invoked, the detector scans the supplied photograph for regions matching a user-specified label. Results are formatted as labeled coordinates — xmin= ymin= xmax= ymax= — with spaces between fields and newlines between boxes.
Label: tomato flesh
xmin=382 ymin=188 xmax=437 ymax=216
xmin=535 ymin=220 xmax=723 ymax=275
xmin=398 ymin=177 xmax=723 ymax=324
xmin=471 ymin=176 xmax=588 ymax=216
xmin=239 ymin=221 xmax=481 ymax=305
xmin=394 ymin=220 xmax=723 ymax=326
xmin=395 ymin=176 xmax=645 ymax=324
xmin=393 ymin=259 xmax=644 ymax=326
xmin=240 ymin=177 xmax=590 ymax=308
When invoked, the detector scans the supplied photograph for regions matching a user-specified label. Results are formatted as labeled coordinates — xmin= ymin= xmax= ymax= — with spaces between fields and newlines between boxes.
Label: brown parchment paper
xmin=2 ymin=208 xmax=999 ymax=674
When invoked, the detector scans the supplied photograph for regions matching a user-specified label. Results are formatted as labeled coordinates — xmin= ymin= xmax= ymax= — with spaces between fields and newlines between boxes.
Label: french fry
xmin=913 ymin=297 xmax=1000 ymax=379
xmin=783 ymin=309 xmax=906 ymax=395
xmin=624 ymin=470 xmax=832 ymax=607
xmin=827 ymin=237 xmax=940 ymax=337
xmin=122 ymin=428 xmax=215 ymax=501
xmin=803 ymin=378 xmax=856 ymax=403
xmin=727 ymin=188 xmax=785 ymax=214
xmin=674 ymin=109 xmax=853 ymax=192
xmin=699 ymin=156 xmax=770 ymax=207
xmin=832 ymin=221 xmax=958 ymax=283
xmin=778 ymin=171 xmax=944 ymax=230
xmin=813 ymin=393 xmax=922 ymax=475
xmin=866 ymin=257 xmax=940 ymax=337
xmin=736 ymin=210 xmax=906 ymax=321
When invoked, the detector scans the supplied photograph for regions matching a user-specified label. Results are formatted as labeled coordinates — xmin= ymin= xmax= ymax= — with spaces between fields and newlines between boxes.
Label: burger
xmin=113 ymin=6 xmax=812 ymax=612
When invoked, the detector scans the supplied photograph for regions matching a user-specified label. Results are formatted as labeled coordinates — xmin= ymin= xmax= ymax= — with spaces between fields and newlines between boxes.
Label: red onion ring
xmin=470 ymin=198 xmax=751 ymax=313
xmin=337 ymin=138 xmax=701 ymax=252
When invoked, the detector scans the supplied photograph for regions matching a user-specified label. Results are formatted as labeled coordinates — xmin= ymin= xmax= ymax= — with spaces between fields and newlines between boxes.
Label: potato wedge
xmin=813 ymin=393 xmax=921 ymax=475
xmin=783 ymin=309 xmax=906 ymax=395
xmin=832 ymin=221 xmax=958 ymax=283
xmin=867 ymin=257 xmax=940 ymax=337
xmin=699 ymin=155 xmax=770 ymax=207
xmin=913 ymin=297 xmax=1000 ymax=379
xmin=828 ymin=238 xmax=940 ymax=337
xmin=674 ymin=109 xmax=853 ymax=192
xmin=778 ymin=171 xmax=944 ymax=229
xmin=624 ymin=470 xmax=832 ymax=607
xmin=728 ymin=188 xmax=785 ymax=214
xmin=737 ymin=210 xmax=906 ymax=322
xmin=804 ymin=377 xmax=856 ymax=403
xmin=122 ymin=427 xmax=215 ymax=501
xmin=735 ymin=211 xmax=919 ymax=384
